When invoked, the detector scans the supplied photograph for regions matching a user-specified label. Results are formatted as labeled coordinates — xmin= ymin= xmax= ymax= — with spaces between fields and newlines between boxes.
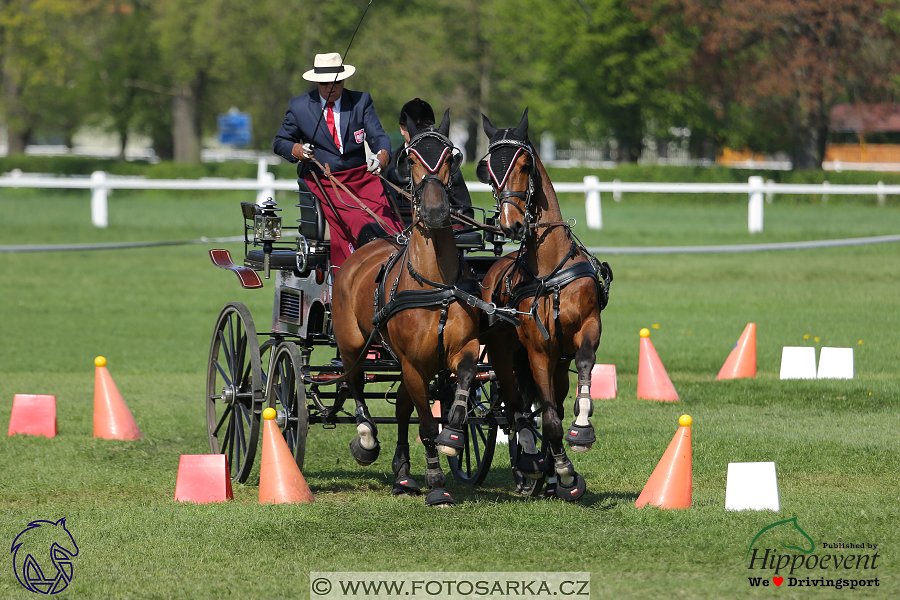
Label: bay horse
xmin=478 ymin=109 xmax=612 ymax=501
xmin=331 ymin=110 xmax=487 ymax=506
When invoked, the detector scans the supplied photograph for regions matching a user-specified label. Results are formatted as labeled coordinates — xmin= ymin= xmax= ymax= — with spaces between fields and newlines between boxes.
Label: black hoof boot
xmin=544 ymin=477 xmax=557 ymax=499
xmin=350 ymin=408 xmax=380 ymax=466
xmin=425 ymin=488 xmax=455 ymax=506
xmin=513 ymin=470 xmax=545 ymax=497
xmin=554 ymin=472 xmax=586 ymax=502
xmin=437 ymin=390 xmax=469 ymax=456
xmin=350 ymin=436 xmax=380 ymax=466
xmin=392 ymin=476 xmax=422 ymax=496
xmin=565 ymin=424 xmax=595 ymax=452
xmin=516 ymin=451 xmax=548 ymax=479
xmin=436 ymin=426 xmax=465 ymax=456
xmin=566 ymin=395 xmax=595 ymax=452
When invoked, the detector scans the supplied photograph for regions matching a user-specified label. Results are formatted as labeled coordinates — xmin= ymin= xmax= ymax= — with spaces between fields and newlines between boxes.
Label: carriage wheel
xmin=447 ymin=380 xmax=498 ymax=486
xmin=206 ymin=302 xmax=264 ymax=483
xmin=265 ymin=341 xmax=309 ymax=471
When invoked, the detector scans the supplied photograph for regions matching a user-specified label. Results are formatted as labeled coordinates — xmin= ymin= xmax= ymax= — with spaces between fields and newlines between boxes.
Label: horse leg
xmin=565 ymin=335 xmax=600 ymax=453
xmin=345 ymin=359 xmax=381 ymax=466
xmin=435 ymin=352 xmax=477 ymax=457
xmin=509 ymin=348 xmax=548 ymax=480
xmin=533 ymin=360 xmax=586 ymax=502
xmin=391 ymin=383 xmax=422 ymax=496
xmin=406 ymin=368 xmax=455 ymax=506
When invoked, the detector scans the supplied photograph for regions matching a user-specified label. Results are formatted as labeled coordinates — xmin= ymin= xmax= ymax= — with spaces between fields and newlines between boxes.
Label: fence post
xmin=612 ymin=178 xmax=622 ymax=202
xmin=877 ymin=181 xmax=885 ymax=206
xmin=748 ymin=175 xmax=763 ymax=233
xmin=90 ymin=170 xmax=109 ymax=228
xmin=584 ymin=175 xmax=602 ymax=230
xmin=256 ymin=158 xmax=275 ymax=205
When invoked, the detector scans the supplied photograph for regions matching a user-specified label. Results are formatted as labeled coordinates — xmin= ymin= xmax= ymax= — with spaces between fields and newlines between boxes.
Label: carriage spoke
xmin=212 ymin=403 xmax=234 ymax=437
xmin=212 ymin=358 xmax=233 ymax=389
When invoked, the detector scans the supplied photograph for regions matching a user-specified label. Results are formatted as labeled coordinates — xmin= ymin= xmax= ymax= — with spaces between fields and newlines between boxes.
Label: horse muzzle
xmin=417 ymin=177 xmax=451 ymax=229
xmin=500 ymin=219 xmax=526 ymax=241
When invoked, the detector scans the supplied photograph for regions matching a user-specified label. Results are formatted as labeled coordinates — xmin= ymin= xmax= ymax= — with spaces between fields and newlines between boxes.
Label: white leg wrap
xmin=357 ymin=422 xmax=377 ymax=450
xmin=517 ymin=423 xmax=538 ymax=455
xmin=574 ymin=395 xmax=592 ymax=427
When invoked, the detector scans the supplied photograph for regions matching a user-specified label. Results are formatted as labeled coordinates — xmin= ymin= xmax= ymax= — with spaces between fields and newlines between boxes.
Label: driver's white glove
xmin=366 ymin=156 xmax=381 ymax=174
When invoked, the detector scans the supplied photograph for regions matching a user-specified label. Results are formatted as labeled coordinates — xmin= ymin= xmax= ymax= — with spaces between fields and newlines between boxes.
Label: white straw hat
xmin=302 ymin=53 xmax=356 ymax=82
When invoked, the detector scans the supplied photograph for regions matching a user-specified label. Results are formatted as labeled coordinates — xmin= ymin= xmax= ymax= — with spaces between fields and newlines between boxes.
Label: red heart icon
xmin=773 ymin=577 xmax=783 ymax=586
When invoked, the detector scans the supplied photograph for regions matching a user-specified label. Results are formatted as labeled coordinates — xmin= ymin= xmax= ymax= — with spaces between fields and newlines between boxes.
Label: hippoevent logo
xmin=745 ymin=517 xmax=880 ymax=590
xmin=10 ymin=519 xmax=79 ymax=594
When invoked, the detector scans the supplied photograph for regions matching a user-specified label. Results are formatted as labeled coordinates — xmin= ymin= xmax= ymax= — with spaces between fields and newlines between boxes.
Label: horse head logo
xmin=746 ymin=516 xmax=815 ymax=558
xmin=11 ymin=518 xmax=79 ymax=594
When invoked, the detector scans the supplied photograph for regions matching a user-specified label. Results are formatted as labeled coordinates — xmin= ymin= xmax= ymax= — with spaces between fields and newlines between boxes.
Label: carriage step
xmin=209 ymin=249 xmax=263 ymax=289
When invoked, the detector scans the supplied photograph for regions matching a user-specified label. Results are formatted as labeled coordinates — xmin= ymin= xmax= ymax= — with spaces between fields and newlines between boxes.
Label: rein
xmin=311 ymin=158 xmax=401 ymax=235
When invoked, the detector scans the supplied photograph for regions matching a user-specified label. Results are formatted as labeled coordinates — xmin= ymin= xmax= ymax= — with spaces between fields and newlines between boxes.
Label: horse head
xmin=399 ymin=109 xmax=462 ymax=230
xmin=478 ymin=108 xmax=535 ymax=240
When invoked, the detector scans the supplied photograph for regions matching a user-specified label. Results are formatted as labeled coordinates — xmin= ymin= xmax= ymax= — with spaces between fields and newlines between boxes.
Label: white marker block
xmin=725 ymin=462 xmax=780 ymax=511
xmin=817 ymin=347 xmax=854 ymax=379
xmin=779 ymin=347 xmax=817 ymax=379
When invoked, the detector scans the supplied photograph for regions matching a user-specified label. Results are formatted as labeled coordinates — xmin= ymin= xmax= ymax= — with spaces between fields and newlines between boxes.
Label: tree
xmin=470 ymin=0 xmax=700 ymax=162
xmin=643 ymin=0 xmax=900 ymax=169
xmin=0 ymin=0 xmax=92 ymax=153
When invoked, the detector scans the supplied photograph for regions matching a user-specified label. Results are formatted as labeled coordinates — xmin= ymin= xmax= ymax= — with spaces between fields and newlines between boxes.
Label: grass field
xmin=1 ymin=183 xmax=899 ymax=599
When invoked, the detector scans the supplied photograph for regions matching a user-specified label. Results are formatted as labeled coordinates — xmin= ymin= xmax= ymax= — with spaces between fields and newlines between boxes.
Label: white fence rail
xmin=1 ymin=160 xmax=896 ymax=231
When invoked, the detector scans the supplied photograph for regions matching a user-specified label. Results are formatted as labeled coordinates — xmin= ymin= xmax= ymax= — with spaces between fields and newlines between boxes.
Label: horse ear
xmin=514 ymin=107 xmax=529 ymax=139
xmin=437 ymin=109 xmax=450 ymax=137
xmin=482 ymin=113 xmax=499 ymax=139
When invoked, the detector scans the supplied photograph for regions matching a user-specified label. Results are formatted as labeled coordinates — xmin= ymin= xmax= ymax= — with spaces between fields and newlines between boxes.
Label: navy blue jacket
xmin=273 ymin=88 xmax=391 ymax=176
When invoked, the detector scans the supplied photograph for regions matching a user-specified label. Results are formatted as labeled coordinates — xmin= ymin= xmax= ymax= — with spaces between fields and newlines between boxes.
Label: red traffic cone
xmin=636 ymin=415 xmax=692 ymax=509
xmin=717 ymin=323 xmax=757 ymax=379
xmin=259 ymin=408 xmax=314 ymax=504
xmin=93 ymin=357 xmax=142 ymax=440
xmin=174 ymin=454 xmax=234 ymax=503
xmin=637 ymin=329 xmax=679 ymax=401
xmin=8 ymin=394 xmax=57 ymax=438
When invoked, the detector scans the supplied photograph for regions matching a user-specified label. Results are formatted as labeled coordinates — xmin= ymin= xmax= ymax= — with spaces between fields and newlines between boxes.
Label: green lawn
xmin=0 ymin=187 xmax=898 ymax=599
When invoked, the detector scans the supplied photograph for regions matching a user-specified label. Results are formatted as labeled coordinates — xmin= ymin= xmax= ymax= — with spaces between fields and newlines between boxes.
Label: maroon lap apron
xmin=303 ymin=164 xmax=402 ymax=269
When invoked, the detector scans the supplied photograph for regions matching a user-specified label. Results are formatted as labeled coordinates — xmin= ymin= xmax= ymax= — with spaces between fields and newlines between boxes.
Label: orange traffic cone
xmin=259 ymin=408 xmax=314 ymax=504
xmin=8 ymin=394 xmax=57 ymax=438
xmin=717 ymin=323 xmax=757 ymax=379
xmin=636 ymin=414 xmax=692 ymax=509
xmin=93 ymin=356 xmax=142 ymax=440
xmin=637 ymin=329 xmax=679 ymax=401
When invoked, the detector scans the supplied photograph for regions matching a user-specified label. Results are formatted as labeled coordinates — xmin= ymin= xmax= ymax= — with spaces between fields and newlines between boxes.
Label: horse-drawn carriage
xmin=205 ymin=111 xmax=611 ymax=505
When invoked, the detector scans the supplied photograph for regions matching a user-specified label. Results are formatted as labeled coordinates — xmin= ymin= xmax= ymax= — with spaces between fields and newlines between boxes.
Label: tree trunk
xmin=172 ymin=79 xmax=202 ymax=164
xmin=791 ymin=102 xmax=825 ymax=171
xmin=2 ymin=57 xmax=28 ymax=154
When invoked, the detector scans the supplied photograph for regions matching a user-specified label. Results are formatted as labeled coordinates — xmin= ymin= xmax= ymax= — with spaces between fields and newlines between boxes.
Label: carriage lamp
xmin=254 ymin=198 xmax=282 ymax=279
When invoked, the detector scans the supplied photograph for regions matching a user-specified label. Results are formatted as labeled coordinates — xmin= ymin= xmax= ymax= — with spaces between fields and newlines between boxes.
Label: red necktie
xmin=326 ymin=102 xmax=341 ymax=152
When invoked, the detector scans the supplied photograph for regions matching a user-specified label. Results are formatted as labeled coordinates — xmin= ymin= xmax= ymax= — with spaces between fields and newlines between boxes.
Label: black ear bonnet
xmin=398 ymin=128 xmax=462 ymax=179
xmin=476 ymin=139 xmax=531 ymax=188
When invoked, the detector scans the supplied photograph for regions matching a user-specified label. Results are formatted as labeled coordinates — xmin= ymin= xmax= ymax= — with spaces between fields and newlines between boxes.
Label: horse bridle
xmin=399 ymin=129 xmax=462 ymax=227
xmin=478 ymin=138 xmax=536 ymax=234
